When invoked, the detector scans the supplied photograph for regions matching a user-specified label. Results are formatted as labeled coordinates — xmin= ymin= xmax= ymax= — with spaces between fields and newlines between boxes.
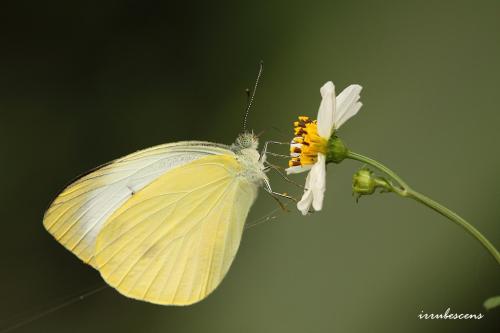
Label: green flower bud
xmin=352 ymin=168 xmax=391 ymax=201
xmin=353 ymin=168 xmax=377 ymax=194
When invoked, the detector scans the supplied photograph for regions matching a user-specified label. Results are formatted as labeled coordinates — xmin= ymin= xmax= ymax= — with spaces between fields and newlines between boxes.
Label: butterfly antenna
xmin=243 ymin=60 xmax=264 ymax=132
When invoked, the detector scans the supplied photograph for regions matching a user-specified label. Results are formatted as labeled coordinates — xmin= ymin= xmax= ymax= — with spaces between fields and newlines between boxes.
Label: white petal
xmin=311 ymin=154 xmax=326 ymax=211
xmin=336 ymin=102 xmax=362 ymax=129
xmin=297 ymin=172 xmax=314 ymax=215
xmin=296 ymin=155 xmax=327 ymax=215
xmin=285 ymin=164 xmax=313 ymax=175
xmin=303 ymin=167 xmax=313 ymax=188
xmin=334 ymin=84 xmax=363 ymax=129
xmin=316 ymin=81 xmax=336 ymax=138
xmin=297 ymin=188 xmax=313 ymax=215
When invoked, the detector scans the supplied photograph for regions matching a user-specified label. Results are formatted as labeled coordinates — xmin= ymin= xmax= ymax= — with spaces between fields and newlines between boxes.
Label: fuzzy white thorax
xmin=232 ymin=132 xmax=267 ymax=185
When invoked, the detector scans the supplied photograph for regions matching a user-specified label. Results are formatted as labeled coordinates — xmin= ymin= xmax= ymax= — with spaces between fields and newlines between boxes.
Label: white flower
xmin=286 ymin=81 xmax=363 ymax=215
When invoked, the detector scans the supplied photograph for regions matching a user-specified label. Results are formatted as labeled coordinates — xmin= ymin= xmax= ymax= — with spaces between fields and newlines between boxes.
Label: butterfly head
xmin=231 ymin=132 xmax=259 ymax=151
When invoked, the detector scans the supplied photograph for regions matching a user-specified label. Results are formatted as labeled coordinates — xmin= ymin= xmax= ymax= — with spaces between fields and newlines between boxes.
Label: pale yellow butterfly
xmin=43 ymin=133 xmax=286 ymax=306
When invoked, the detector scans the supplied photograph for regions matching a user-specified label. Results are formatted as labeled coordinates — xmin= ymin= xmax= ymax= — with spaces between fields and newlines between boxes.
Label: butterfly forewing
xmin=43 ymin=142 xmax=232 ymax=266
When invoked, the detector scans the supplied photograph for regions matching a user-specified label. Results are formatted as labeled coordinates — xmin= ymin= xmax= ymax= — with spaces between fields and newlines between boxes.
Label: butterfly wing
xmin=94 ymin=154 xmax=258 ymax=305
xmin=43 ymin=141 xmax=232 ymax=266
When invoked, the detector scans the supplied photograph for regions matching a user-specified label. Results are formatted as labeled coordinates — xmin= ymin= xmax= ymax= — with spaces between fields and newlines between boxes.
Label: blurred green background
xmin=0 ymin=0 xmax=498 ymax=332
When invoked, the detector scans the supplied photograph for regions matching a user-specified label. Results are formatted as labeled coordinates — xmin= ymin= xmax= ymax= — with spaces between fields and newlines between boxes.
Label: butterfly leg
xmin=260 ymin=141 xmax=289 ymax=162
xmin=264 ymin=161 xmax=304 ymax=189
xmin=264 ymin=152 xmax=290 ymax=159
xmin=263 ymin=178 xmax=297 ymax=212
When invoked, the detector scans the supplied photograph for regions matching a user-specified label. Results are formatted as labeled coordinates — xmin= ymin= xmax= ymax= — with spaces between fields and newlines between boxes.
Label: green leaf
xmin=483 ymin=296 xmax=500 ymax=311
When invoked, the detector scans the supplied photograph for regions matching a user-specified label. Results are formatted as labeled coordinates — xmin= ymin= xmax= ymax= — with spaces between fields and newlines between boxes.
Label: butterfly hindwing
xmin=94 ymin=154 xmax=258 ymax=305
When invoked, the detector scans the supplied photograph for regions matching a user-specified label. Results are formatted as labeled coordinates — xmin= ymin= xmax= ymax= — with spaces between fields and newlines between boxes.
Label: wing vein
xmin=113 ymin=179 xmax=233 ymax=290
xmin=94 ymin=176 xmax=231 ymax=261
xmin=163 ymin=180 xmax=236 ymax=302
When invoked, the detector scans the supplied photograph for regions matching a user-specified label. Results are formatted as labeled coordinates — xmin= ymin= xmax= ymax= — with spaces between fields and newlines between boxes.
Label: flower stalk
xmin=344 ymin=149 xmax=500 ymax=265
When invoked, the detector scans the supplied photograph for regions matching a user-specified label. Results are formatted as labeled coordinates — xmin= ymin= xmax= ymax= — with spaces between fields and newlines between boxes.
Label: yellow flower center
xmin=289 ymin=116 xmax=328 ymax=167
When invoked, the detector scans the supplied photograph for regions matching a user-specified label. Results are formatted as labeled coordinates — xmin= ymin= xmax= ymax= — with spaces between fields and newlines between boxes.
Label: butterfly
xmin=43 ymin=132 xmax=288 ymax=305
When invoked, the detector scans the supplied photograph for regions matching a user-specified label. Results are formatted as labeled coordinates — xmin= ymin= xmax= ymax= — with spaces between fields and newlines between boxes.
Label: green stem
xmin=346 ymin=150 xmax=500 ymax=265
xmin=347 ymin=151 xmax=410 ymax=191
